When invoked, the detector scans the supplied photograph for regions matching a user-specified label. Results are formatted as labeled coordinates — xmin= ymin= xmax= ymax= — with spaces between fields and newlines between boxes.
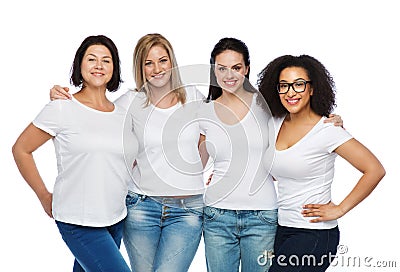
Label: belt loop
xmin=180 ymin=198 xmax=186 ymax=209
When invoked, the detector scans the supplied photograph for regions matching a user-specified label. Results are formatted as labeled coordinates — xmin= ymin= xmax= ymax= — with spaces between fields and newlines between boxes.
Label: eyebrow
xmin=87 ymin=53 xmax=112 ymax=59
xmin=217 ymin=63 xmax=242 ymax=68
xmin=279 ymin=77 xmax=307 ymax=82
xmin=145 ymin=55 xmax=169 ymax=62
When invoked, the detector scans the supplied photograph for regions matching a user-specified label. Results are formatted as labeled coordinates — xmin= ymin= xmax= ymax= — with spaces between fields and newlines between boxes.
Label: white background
xmin=1 ymin=0 xmax=399 ymax=271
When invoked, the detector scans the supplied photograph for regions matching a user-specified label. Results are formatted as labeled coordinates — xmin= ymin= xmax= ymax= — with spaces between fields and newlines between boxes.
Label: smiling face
xmin=278 ymin=66 xmax=313 ymax=114
xmin=214 ymin=50 xmax=249 ymax=94
xmin=81 ymin=45 xmax=113 ymax=89
xmin=144 ymin=45 xmax=172 ymax=89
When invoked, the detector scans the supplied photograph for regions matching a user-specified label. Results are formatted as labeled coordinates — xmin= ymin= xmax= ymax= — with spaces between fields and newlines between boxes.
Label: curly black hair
xmin=257 ymin=55 xmax=336 ymax=117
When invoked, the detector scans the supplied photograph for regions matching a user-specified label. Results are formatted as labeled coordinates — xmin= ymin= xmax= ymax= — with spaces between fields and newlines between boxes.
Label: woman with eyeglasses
xmin=199 ymin=39 xmax=343 ymax=272
xmin=257 ymin=54 xmax=385 ymax=272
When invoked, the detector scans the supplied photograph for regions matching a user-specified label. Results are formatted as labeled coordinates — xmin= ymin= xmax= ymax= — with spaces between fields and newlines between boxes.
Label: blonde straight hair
xmin=133 ymin=33 xmax=186 ymax=105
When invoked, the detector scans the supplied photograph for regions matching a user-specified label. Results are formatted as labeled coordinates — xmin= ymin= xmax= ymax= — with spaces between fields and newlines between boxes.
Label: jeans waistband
xmin=142 ymin=194 xmax=204 ymax=209
xmin=206 ymin=206 xmax=277 ymax=215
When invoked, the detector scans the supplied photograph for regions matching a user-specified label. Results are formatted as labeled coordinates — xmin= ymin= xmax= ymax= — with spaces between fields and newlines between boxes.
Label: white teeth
xmin=153 ymin=74 xmax=164 ymax=78
xmin=225 ymin=81 xmax=236 ymax=86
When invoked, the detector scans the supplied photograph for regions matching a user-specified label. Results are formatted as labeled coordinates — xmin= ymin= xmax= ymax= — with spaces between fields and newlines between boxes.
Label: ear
xmin=309 ymin=86 xmax=314 ymax=96
xmin=245 ymin=66 xmax=249 ymax=76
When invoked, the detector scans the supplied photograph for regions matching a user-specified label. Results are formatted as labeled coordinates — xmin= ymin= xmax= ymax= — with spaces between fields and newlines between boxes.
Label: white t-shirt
xmin=33 ymin=97 xmax=138 ymax=227
xmin=270 ymin=116 xmax=353 ymax=229
xmin=199 ymin=93 xmax=278 ymax=210
xmin=117 ymin=86 xmax=206 ymax=196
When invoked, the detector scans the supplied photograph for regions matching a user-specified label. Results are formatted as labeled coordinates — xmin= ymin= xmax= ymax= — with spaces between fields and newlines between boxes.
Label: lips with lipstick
xmin=286 ymin=98 xmax=300 ymax=105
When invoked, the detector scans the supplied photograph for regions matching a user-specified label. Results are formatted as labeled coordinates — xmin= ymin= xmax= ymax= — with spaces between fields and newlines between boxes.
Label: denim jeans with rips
xmin=203 ymin=206 xmax=278 ymax=272
xmin=123 ymin=191 xmax=204 ymax=272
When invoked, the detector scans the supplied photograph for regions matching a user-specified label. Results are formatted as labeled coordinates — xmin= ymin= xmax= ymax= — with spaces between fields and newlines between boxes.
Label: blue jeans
xmin=269 ymin=225 xmax=340 ymax=272
xmin=203 ymin=206 xmax=277 ymax=272
xmin=123 ymin=192 xmax=204 ymax=272
xmin=55 ymin=220 xmax=130 ymax=272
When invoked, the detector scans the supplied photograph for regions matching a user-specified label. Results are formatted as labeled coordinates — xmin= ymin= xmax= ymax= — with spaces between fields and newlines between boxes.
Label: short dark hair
xmin=207 ymin=37 xmax=256 ymax=101
xmin=257 ymin=54 xmax=336 ymax=117
xmin=70 ymin=35 xmax=122 ymax=92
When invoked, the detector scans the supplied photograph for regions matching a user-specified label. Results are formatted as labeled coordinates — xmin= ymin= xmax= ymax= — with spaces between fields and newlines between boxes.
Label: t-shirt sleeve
xmin=194 ymin=87 xmax=206 ymax=101
xmin=197 ymin=101 xmax=209 ymax=136
xmin=185 ymin=86 xmax=206 ymax=135
xmin=199 ymin=120 xmax=206 ymax=136
xmin=185 ymin=86 xmax=206 ymax=102
xmin=114 ymin=89 xmax=136 ymax=110
xmin=322 ymin=123 xmax=353 ymax=153
xmin=32 ymin=100 xmax=64 ymax=136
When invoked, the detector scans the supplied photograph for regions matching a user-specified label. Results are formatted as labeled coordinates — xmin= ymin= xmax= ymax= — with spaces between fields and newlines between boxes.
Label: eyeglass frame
xmin=276 ymin=80 xmax=312 ymax=94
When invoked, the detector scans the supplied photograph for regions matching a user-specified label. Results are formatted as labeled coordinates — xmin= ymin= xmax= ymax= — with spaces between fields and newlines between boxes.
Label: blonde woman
xmin=50 ymin=33 xmax=205 ymax=272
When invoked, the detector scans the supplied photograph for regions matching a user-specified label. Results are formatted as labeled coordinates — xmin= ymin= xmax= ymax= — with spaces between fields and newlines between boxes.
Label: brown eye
xmin=279 ymin=83 xmax=288 ymax=89
xmin=294 ymin=82 xmax=305 ymax=88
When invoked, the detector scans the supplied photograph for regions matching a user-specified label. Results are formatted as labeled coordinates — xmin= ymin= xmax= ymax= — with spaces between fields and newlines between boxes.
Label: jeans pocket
xmin=125 ymin=191 xmax=145 ymax=209
xmin=203 ymin=206 xmax=221 ymax=221
xmin=257 ymin=209 xmax=278 ymax=226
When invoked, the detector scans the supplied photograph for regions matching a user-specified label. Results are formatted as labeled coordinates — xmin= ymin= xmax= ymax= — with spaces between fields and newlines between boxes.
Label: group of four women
xmin=12 ymin=33 xmax=385 ymax=272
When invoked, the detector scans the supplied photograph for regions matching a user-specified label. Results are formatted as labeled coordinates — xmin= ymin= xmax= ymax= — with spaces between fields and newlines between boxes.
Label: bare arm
xmin=302 ymin=138 xmax=385 ymax=222
xmin=12 ymin=124 xmax=54 ymax=218
xmin=198 ymin=134 xmax=209 ymax=168
xmin=50 ymin=85 xmax=71 ymax=100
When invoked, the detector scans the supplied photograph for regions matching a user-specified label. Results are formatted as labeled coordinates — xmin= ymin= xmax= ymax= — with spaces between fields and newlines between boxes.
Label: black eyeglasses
xmin=277 ymin=80 xmax=312 ymax=94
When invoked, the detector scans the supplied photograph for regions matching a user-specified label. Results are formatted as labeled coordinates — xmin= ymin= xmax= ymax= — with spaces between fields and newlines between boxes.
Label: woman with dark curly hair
xmin=257 ymin=54 xmax=385 ymax=272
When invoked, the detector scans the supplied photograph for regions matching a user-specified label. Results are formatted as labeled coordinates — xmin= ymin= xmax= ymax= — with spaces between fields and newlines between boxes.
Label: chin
xmin=285 ymin=107 xmax=301 ymax=114
xmin=223 ymin=86 xmax=240 ymax=94
xmin=149 ymin=80 xmax=169 ymax=89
